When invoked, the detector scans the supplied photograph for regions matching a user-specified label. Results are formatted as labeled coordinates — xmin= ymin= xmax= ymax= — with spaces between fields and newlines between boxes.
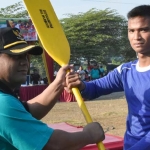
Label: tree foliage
xmin=60 ymin=8 xmax=136 ymax=65
xmin=0 ymin=1 xmax=28 ymax=18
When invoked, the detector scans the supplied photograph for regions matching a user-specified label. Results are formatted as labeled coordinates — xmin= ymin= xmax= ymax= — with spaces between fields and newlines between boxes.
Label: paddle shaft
xmin=72 ymin=88 xmax=105 ymax=150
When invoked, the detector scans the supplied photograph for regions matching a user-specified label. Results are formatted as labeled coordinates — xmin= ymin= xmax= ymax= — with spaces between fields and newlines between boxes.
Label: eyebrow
xmin=128 ymin=27 xmax=150 ymax=30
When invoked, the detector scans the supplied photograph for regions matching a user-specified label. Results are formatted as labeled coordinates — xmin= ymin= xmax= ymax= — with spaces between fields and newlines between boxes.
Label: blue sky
xmin=1 ymin=0 xmax=150 ymax=19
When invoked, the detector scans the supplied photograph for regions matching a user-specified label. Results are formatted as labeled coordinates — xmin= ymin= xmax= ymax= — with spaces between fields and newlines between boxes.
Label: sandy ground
xmin=42 ymin=92 xmax=127 ymax=137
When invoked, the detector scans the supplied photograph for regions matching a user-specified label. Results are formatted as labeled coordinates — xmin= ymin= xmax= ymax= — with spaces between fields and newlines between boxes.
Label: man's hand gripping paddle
xmin=23 ymin=0 xmax=105 ymax=149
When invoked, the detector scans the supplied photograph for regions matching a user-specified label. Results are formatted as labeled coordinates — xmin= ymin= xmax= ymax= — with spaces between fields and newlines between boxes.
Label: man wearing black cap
xmin=0 ymin=27 xmax=104 ymax=150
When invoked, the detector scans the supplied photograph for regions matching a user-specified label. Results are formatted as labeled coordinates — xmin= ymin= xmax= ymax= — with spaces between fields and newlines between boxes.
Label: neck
xmin=0 ymin=79 xmax=20 ymax=91
xmin=0 ymin=80 xmax=19 ymax=98
xmin=137 ymin=53 xmax=150 ymax=67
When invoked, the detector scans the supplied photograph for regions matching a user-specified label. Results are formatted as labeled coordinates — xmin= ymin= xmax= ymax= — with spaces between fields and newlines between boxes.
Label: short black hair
xmin=127 ymin=5 xmax=150 ymax=19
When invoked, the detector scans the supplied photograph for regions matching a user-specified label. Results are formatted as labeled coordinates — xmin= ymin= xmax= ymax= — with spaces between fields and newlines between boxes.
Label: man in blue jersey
xmin=65 ymin=5 xmax=150 ymax=150
xmin=0 ymin=27 xmax=105 ymax=150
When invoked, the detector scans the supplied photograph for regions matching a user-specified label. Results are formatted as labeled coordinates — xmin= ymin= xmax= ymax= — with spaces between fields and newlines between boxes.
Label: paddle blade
xmin=23 ymin=0 xmax=70 ymax=66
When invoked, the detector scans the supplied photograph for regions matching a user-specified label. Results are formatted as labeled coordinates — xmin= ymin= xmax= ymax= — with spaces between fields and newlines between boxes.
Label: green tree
xmin=0 ymin=1 xmax=28 ymax=18
xmin=60 ymin=8 xmax=136 ymax=65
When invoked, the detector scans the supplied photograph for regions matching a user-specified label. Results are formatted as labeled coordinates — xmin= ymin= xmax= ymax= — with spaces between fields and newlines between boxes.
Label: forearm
xmin=27 ymin=80 xmax=64 ymax=119
xmin=44 ymin=130 xmax=92 ymax=150
xmin=81 ymin=71 xmax=123 ymax=100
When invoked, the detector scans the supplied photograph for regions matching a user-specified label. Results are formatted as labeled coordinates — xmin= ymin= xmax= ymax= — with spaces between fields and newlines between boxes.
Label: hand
xmin=83 ymin=122 xmax=105 ymax=144
xmin=65 ymin=70 xmax=85 ymax=93
xmin=55 ymin=65 xmax=70 ymax=87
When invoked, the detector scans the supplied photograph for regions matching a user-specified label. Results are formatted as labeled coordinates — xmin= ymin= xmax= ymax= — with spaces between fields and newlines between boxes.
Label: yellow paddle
xmin=23 ymin=0 xmax=105 ymax=149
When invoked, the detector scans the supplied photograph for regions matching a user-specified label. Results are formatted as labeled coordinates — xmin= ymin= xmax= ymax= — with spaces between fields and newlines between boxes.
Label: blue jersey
xmin=82 ymin=60 xmax=150 ymax=150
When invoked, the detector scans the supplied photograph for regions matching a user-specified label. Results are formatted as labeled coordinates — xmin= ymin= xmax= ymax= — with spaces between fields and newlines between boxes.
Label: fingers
xmin=56 ymin=65 xmax=82 ymax=90
xmin=60 ymin=65 xmax=70 ymax=72
xmin=66 ymin=72 xmax=81 ymax=89
xmin=83 ymin=122 xmax=105 ymax=143
xmin=58 ymin=65 xmax=75 ymax=74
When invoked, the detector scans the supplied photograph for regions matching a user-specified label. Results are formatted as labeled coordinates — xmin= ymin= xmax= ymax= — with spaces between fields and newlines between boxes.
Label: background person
xmin=77 ymin=66 xmax=86 ymax=81
xmin=90 ymin=64 xmax=101 ymax=80
xmin=6 ymin=19 xmax=15 ymax=28
xmin=15 ymin=20 xmax=22 ymax=29
xmin=30 ymin=68 xmax=41 ymax=84
xmin=99 ymin=66 xmax=105 ymax=77
xmin=84 ymin=67 xmax=90 ymax=81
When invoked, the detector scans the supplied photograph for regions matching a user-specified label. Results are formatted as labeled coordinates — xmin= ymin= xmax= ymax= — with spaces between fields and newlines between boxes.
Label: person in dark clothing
xmin=30 ymin=69 xmax=41 ymax=84
xmin=99 ymin=66 xmax=105 ymax=77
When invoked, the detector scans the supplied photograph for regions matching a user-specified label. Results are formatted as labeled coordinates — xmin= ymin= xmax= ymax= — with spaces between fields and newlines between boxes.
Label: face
xmin=128 ymin=16 xmax=150 ymax=54
xmin=8 ymin=20 xmax=15 ymax=28
xmin=0 ymin=53 xmax=29 ymax=88
xmin=79 ymin=66 xmax=82 ymax=70
xmin=94 ymin=65 xmax=97 ymax=69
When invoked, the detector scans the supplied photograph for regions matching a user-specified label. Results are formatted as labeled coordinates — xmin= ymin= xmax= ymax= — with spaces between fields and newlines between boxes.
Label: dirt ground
xmin=42 ymin=92 xmax=127 ymax=137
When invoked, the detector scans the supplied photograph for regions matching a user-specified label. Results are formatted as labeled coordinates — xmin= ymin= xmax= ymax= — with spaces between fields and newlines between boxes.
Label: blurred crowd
xmin=76 ymin=64 xmax=105 ymax=81
xmin=53 ymin=64 xmax=106 ymax=82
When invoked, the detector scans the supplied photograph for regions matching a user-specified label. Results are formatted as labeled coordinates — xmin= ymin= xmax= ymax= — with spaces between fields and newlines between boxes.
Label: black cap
xmin=0 ymin=27 xmax=43 ymax=55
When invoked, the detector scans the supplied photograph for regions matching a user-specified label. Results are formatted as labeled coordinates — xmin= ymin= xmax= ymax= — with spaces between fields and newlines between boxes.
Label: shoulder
xmin=0 ymin=92 xmax=18 ymax=104
xmin=116 ymin=60 xmax=137 ymax=74
xmin=0 ymin=92 xmax=54 ymax=150
xmin=0 ymin=92 xmax=24 ymax=113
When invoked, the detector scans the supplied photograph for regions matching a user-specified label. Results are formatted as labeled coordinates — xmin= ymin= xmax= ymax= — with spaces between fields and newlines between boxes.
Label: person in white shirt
xmin=77 ymin=66 xmax=86 ymax=81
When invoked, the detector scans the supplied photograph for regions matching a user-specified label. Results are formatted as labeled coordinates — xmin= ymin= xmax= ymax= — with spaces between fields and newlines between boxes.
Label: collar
xmin=136 ymin=60 xmax=150 ymax=72
xmin=0 ymin=80 xmax=18 ymax=98
xmin=0 ymin=80 xmax=29 ymax=112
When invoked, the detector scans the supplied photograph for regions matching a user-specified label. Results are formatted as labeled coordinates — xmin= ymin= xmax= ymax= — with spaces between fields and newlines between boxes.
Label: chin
xmin=136 ymin=51 xmax=150 ymax=56
xmin=16 ymin=79 xmax=26 ymax=85
xmin=134 ymin=49 xmax=145 ymax=54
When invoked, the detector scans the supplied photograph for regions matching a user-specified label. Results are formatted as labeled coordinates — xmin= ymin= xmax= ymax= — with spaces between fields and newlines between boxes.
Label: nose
xmin=20 ymin=54 xmax=29 ymax=65
xmin=133 ymin=31 xmax=142 ymax=40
